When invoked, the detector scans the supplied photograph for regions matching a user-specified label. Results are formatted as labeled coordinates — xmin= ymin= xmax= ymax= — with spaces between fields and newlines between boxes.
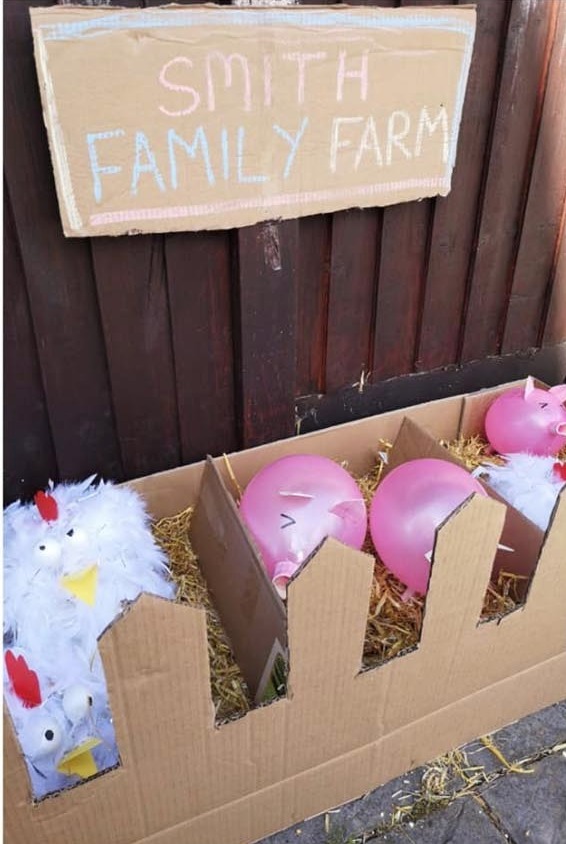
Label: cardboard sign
xmin=30 ymin=5 xmax=476 ymax=237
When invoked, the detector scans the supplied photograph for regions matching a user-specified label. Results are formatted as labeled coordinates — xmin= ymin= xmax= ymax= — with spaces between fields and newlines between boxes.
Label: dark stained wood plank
xmin=91 ymin=236 xmax=181 ymax=479
xmin=460 ymin=0 xmax=557 ymax=363
xmin=165 ymin=231 xmax=238 ymax=462
xmin=372 ymin=201 xmax=431 ymax=381
xmin=372 ymin=0 xmax=453 ymax=381
xmin=415 ymin=0 xmax=510 ymax=371
xmin=61 ymin=0 xmax=167 ymax=482
xmin=4 ymin=183 xmax=58 ymax=504
xmin=295 ymin=214 xmax=332 ymax=396
xmin=146 ymin=0 xmax=237 ymax=462
xmin=296 ymin=0 xmax=397 ymax=396
xmin=326 ymin=208 xmax=380 ymax=392
xmin=236 ymin=220 xmax=299 ymax=447
xmin=542 ymin=204 xmax=566 ymax=348
xmin=4 ymin=0 xmax=123 ymax=482
xmin=502 ymin=0 xmax=565 ymax=353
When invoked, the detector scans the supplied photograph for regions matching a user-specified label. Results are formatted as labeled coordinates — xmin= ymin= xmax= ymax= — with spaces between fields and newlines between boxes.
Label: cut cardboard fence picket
xmin=5 ymin=380 xmax=566 ymax=844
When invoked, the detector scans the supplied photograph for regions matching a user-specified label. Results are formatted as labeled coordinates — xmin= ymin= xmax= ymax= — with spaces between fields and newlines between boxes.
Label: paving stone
xmin=461 ymin=702 xmax=566 ymax=780
xmin=481 ymin=752 xmax=566 ymax=844
xmin=260 ymin=768 xmax=425 ymax=844
xmin=259 ymin=703 xmax=566 ymax=844
xmin=373 ymin=797 xmax=507 ymax=843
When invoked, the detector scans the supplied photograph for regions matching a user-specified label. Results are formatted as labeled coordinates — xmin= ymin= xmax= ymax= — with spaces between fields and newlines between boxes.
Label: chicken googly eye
xmin=64 ymin=527 xmax=88 ymax=547
xmin=62 ymin=685 xmax=93 ymax=723
xmin=28 ymin=717 xmax=63 ymax=759
xmin=33 ymin=538 xmax=61 ymax=564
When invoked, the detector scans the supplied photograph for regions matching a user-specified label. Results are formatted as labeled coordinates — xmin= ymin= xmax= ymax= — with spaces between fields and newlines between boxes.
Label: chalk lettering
xmin=386 ymin=111 xmax=412 ymax=165
xmin=354 ymin=116 xmax=383 ymax=170
xmin=206 ymin=52 xmax=252 ymax=112
xmin=131 ymin=131 xmax=166 ymax=195
xmin=273 ymin=117 xmax=308 ymax=179
xmin=415 ymin=106 xmax=449 ymax=162
xmin=336 ymin=50 xmax=368 ymax=102
xmin=87 ymin=129 xmax=125 ymax=203
xmin=237 ymin=127 xmax=268 ymax=183
xmin=283 ymin=52 xmax=327 ymax=105
xmin=263 ymin=54 xmax=273 ymax=108
xmin=330 ymin=117 xmax=364 ymax=173
xmin=158 ymin=57 xmax=200 ymax=117
xmin=168 ymin=128 xmax=215 ymax=188
xmin=221 ymin=128 xmax=230 ymax=181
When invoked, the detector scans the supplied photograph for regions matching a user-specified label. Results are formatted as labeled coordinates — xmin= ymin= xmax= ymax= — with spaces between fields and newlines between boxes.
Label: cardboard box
xmin=5 ymin=381 xmax=566 ymax=844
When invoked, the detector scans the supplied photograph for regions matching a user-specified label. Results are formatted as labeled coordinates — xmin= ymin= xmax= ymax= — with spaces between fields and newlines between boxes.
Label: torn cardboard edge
xmin=5 ymin=379 xmax=565 ymax=844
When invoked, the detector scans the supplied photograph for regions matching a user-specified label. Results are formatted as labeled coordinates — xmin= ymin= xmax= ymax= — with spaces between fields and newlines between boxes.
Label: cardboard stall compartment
xmin=5 ymin=382 xmax=566 ymax=844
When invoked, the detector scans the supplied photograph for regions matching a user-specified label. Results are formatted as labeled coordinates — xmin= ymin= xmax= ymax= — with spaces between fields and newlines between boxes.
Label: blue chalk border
xmin=40 ymin=8 xmax=475 ymax=41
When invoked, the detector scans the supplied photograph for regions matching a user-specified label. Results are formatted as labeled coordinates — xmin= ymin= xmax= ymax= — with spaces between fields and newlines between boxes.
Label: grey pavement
xmin=260 ymin=700 xmax=566 ymax=844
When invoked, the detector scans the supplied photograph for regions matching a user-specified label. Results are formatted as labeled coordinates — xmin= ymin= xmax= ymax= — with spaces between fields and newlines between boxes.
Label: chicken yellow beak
xmin=57 ymin=737 xmax=102 ymax=779
xmin=60 ymin=564 xmax=98 ymax=605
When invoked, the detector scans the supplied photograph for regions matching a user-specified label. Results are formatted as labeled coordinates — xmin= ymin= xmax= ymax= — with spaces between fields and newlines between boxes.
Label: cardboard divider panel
xmin=191 ymin=459 xmax=287 ymax=704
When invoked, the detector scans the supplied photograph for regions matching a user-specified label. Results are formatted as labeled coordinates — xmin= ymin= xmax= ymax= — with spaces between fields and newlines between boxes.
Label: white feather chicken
xmin=3 ymin=477 xmax=176 ymax=799
xmin=477 ymin=454 xmax=566 ymax=531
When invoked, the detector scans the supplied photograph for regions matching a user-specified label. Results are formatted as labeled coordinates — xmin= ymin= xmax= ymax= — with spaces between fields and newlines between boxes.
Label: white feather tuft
xmin=478 ymin=454 xmax=565 ymax=531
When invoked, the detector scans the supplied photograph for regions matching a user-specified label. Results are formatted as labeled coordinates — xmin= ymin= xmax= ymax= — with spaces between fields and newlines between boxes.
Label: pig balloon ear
xmin=524 ymin=376 xmax=536 ymax=402
xmin=278 ymin=491 xmax=315 ymax=509
xmin=329 ymin=498 xmax=366 ymax=526
xmin=549 ymin=384 xmax=566 ymax=404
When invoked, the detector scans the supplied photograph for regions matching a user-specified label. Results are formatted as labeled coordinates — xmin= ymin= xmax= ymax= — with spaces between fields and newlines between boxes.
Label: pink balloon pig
xmin=370 ymin=458 xmax=487 ymax=598
xmin=485 ymin=377 xmax=566 ymax=456
xmin=239 ymin=455 xmax=367 ymax=598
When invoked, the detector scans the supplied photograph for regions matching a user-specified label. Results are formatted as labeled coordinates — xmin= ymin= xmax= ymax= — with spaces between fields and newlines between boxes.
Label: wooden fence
xmin=4 ymin=0 xmax=566 ymax=502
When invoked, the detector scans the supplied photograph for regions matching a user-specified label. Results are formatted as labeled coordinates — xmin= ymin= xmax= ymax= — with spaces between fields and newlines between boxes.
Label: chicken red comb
xmin=5 ymin=651 xmax=42 ymax=708
xmin=553 ymin=462 xmax=566 ymax=482
xmin=34 ymin=490 xmax=58 ymax=522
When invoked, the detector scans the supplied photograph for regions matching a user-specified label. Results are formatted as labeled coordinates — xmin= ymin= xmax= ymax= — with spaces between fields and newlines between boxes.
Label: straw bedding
xmin=151 ymin=436 xmax=532 ymax=719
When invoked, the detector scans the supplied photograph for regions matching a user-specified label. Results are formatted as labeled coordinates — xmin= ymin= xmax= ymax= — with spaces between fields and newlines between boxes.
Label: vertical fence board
xmin=296 ymin=214 xmax=331 ymax=396
xmin=372 ymin=202 xmax=431 ymax=380
xmin=543 ymin=207 xmax=566 ymax=348
xmin=4 ymin=0 xmax=123 ymax=482
xmin=416 ymin=0 xmax=510 ymax=372
xmin=146 ymin=0 xmax=237 ymax=461
xmin=236 ymin=221 xmax=299 ymax=446
xmin=460 ymin=0 xmax=556 ymax=363
xmin=4 ymin=185 xmax=58 ymax=502
xmin=326 ymin=209 xmax=380 ymax=392
xmin=91 ymin=236 xmax=181 ymax=478
xmin=165 ymin=231 xmax=238 ymax=462
xmin=325 ymin=0 xmax=397 ymax=391
xmin=502 ymin=1 xmax=565 ymax=353
xmin=372 ymin=0 xmax=454 ymax=380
